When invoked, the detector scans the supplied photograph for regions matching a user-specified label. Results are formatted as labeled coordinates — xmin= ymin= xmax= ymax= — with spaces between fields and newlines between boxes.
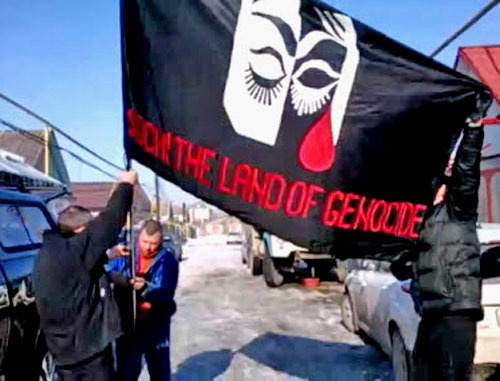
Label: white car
xmin=341 ymin=225 xmax=500 ymax=381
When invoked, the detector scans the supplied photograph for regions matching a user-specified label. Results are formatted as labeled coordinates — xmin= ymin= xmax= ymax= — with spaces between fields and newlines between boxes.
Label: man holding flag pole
xmin=34 ymin=170 xmax=137 ymax=380
xmin=391 ymin=100 xmax=491 ymax=380
xmin=107 ymin=219 xmax=179 ymax=381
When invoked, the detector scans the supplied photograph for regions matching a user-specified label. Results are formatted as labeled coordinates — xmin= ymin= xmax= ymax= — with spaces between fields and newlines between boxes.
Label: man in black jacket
xmin=33 ymin=170 xmax=137 ymax=380
xmin=392 ymin=117 xmax=485 ymax=380
xmin=411 ymin=120 xmax=484 ymax=381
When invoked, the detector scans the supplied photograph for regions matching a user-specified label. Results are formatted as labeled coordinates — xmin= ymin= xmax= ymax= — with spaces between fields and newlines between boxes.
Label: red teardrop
xmin=297 ymin=107 xmax=335 ymax=172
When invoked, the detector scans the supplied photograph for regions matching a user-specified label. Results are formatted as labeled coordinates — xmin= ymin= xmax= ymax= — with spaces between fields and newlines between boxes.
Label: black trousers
xmin=55 ymin=345 xmax=114 ymax=381
xmin=412 ymin=314 xmax=477 ymax=381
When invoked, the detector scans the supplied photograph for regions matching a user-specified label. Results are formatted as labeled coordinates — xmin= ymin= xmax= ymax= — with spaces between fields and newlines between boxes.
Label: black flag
xmin=121 ymin=0 xmax=487 ymax=258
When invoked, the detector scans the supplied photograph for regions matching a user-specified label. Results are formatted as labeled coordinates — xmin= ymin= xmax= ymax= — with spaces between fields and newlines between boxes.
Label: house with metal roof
xmin=70 ymin=182 xmax=151 ymax=224
xmin=0 ymin=128 xmax=70 ymax=186
xmin=455 ymin=45 xmax=500 ymax=223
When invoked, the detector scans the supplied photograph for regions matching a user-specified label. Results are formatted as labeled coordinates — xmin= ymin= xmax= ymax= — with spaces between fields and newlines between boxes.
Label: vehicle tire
xmin=335 ymin=261 xmax=348 ymax=283
xmin=32 ymin=328 xmax=56 ymax=381
xmin=241 ymin=242 xmax=248 ymax=265
xmin=39 ymin=351 xmax=56 ymax=381
xmin=0 ymin=316 xmax=10 ymax=362
xmin=391 ymin=327 xmax=411 ymax=381
xmin=341 ymin=293 xmax=357 ymax=332
xmin=263 ymin=255 xmax=284 ymax=288
xmin=248 ymin=254 xmax=262 ymax=276
xmin=178 ymin=248 xmax=183 ymax=262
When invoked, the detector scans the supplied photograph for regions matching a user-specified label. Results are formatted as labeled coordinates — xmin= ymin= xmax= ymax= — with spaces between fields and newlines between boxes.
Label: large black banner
xmin=121 ymin=0 xmax=486 ymax=258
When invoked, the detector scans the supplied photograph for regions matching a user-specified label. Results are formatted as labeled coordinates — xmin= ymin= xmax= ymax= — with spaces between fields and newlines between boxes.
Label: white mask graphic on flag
xmin=224 ymin=0 xmax=359 ymax=172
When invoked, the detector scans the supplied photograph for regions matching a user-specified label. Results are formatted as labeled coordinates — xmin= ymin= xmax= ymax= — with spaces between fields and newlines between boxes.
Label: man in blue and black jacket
xmin=107 ymin=219 xmax=179 ymax=381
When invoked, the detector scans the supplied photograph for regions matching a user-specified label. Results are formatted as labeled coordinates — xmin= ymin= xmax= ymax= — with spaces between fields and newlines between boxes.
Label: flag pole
xmin=155 ymin=174 xmax=161 ymax=221
xmin=125 ymin=159 xmax=137 ymax=330
xmin=121 ymin=0 xmax=136 ymax=330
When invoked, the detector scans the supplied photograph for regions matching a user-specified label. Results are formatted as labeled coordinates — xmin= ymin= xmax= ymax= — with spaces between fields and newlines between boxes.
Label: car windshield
xmin=19 ymin=206 xmax=51 ymax=244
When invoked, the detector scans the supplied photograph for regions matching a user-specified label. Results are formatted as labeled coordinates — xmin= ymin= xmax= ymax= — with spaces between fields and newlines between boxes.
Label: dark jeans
xmin=55 ymin=345 xmax=113 ymax=381
xmin=412 ymin=314 xmax=477 ymax=381
xmin=116 ymin=320 xmax=171 ymax=381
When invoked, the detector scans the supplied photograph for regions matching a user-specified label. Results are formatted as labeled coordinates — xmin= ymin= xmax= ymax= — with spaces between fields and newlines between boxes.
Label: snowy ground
xmin=140 ymin=235 xmax=393 ymax=380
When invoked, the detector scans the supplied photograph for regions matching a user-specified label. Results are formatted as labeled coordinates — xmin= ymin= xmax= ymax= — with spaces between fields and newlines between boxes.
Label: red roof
xmin=71 ymin=182 xmax=115 ymax=211
xmin=458 ymin=45 xmax=500 ymax=105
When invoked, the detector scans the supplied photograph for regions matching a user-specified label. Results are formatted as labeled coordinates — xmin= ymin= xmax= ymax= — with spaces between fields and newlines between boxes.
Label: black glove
xmin=410 ymin=280 xmax=422 ymax=315
xmin=468 ymin=90 xmax=492 ymax=123
xmin=390 ymin=249 xmax=417 ymax=281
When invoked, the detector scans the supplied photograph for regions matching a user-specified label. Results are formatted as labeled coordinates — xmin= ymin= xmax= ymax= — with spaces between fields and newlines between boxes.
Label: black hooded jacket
xmin=414 ymin=126 xmax=484 ymax=316
xmin=33 ymin=184 xmax=133 ymax=366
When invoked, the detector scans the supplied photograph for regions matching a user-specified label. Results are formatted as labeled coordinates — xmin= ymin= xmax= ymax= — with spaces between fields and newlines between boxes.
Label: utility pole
xmin=155 ymin=175 xmax=161 ymax=221
xmin=44 ymin=126 xmax=51 ymax=175
xmin=182 ymin=202 xmax=187 ymax=239
xmin=430 ymin=0 xmax=500 ymax=58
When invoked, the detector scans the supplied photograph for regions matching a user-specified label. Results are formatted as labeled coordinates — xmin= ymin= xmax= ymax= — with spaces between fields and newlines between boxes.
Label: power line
xmin=430 ymin=0 xmax=500 ymax=58
xmin=1 ymin=117 xmax=155 ymax=190
xmin=0 ymin=117 xmax=117 ymax=180
xmin=0 ymin=92 xmax=124 ymax=171
xmin=0 ymin=118 xmax=117 ymax=179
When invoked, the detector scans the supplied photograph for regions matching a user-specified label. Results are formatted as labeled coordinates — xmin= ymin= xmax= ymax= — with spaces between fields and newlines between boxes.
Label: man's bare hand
xmin=129 ymin=276 xmax=146 ymax=290
xmin=118 ymin=170 xmax=138 ymax=185
xmin=107 ymin=244 xmax=130 ymax=260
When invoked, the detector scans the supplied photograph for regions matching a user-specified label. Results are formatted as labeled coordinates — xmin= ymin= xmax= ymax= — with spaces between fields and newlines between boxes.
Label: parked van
xmin=0 ymin=188 xmax=58 ymax=378
xmin=0 ymin=148 xmax=65 ymax=378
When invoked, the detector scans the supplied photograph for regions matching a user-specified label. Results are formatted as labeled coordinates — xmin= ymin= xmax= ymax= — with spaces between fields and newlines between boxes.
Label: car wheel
xmin=340 ymin=293 xmax=357 ymax=332
xmin=33 ymin=329 xmax=55 ymax=381
xmin=40 ymin=351 xmax=56 ymax=381
xmin=248 ymin=254 xmax=262 ymax=276
xmin=263 ymin=255 xmax=284 ymax=287
xmin=335 ymin=261 xmax=348 ymax=283
xmin=0 ymin=317 xmax=10 ymax=365
xmin=391 ymin=327 xmax=411 ymax=381
xmin=241 ymin=247 xmax=247 ymax=264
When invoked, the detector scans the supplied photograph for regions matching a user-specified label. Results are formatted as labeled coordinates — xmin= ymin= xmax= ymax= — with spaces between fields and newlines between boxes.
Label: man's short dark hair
xmin=141 ymin=219 xmax=163 ymax=236
xmin=58 ymin=206 xmax=92 ymax=233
